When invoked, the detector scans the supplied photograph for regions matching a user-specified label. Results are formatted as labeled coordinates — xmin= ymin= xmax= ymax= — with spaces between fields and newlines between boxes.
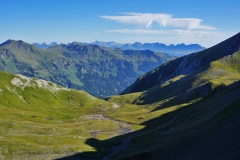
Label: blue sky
xmin=0 ymin=0 xmax=239 ymax=47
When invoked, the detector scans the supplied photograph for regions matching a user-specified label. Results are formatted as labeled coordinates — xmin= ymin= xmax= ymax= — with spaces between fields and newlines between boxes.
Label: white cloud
xmin=100 ymin=13 xmax=216 ymax=30
xmin=99 ymin=12 xmax=236 ymax=47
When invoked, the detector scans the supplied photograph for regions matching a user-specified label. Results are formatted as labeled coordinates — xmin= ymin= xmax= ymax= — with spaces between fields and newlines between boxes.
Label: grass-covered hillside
xmin=1 ymin=33 xmax=240 ymax=160
xmin=0 ymin=70 xmax=147 ymax=159
xmin=105 ymin=80 xmax=240 ymax=160
xmin=0 ymin=40 xmax=173 ymax=97
xmin=100 ymin=33 xmax=240 ymax=159
xmin=1 ymin=70 xmax=186 ymax=160
xmin=1 ymin=69 xmax=240 ymax=159
xmin=124 ymin=50 xmax=240 ymax=105
xmin=122 ymin=32 xmax=240 ymax=94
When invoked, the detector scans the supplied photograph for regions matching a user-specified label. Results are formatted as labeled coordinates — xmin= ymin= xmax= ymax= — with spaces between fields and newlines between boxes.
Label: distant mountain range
xmin=32 ymin=41 xmax=205 ymax=56
xmin=32 ymin=42 xmax=58 ymax=49
xmin=93 ymin=41 xmax=205 ymax=56
xmin=0 ymin=40 xmax=173 ymax=97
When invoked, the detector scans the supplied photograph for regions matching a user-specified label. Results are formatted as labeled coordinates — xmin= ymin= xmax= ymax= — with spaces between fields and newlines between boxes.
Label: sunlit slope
xmin=0 ymin=70 xmax=143 ymax=159
xmin=132 ymin=50 xmax=240 ymax=105
xmin=122 ymin=32 xmax=240 ymax=94
xmin=104 ymin=33 xmax=240 ymax=159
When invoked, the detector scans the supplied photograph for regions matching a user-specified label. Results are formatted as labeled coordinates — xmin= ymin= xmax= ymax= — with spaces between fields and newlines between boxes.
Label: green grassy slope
xmin=0 ymin=40 xmax=173 ymax=97
xmin=1 ymin=34 xmax=240 ymax=160
xmin=130 ymin=50 xmax=240 ymax=105
xmin=92 ymin=33 xmax=240 ymax=159
xmin=122 ymin=32 xmax=240 ymax=94
xmin=113 ymin=80 xmax=240 ymax=160
xmin=0 ymin=69 xmax=200 ymax=159
xmin=0 ymin=70 xmax=147 ymax=159
xmin=60 ymin=79 xmax=240 ymax=160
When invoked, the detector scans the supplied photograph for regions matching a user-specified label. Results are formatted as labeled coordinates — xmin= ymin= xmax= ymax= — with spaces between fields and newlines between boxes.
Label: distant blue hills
xmin=93 ymin=41 xmax=205 ymax=56
xmin=32 ymin=42 xmax=58 ymax=49
xmin=33 ymin=41 xmax=205 ymax=56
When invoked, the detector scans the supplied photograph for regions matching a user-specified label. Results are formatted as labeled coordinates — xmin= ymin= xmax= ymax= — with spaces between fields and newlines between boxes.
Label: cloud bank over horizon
xmin=99 ymin=12 xmax=236 ymax=47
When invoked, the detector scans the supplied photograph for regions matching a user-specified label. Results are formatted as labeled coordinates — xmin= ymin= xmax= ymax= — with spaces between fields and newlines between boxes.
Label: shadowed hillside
xmin=57 ymin=32 xmax=240 ymax=159
xmin=122 ymin=32 xmax=240 ymax=94
xmin=58 ymin=80 xmax=240 ymax=160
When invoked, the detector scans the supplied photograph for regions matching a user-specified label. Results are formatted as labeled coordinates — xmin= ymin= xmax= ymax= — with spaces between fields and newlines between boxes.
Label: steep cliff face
xmin=122 ymin=32 xmax=240 ymax=94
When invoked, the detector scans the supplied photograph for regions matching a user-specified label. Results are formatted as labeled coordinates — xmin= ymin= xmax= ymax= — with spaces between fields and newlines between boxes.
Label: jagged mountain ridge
xmin=32 ymin=42 xmax=58 ymax=49
xmin=93 ymin=41 xmax=205 ymax=56
xmin=0 ymin=40 xmax=174 ymax=97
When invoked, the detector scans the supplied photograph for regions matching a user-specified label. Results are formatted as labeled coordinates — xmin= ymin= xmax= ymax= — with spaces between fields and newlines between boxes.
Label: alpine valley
xmin=0 ymin=32 xmax=239 ymax=160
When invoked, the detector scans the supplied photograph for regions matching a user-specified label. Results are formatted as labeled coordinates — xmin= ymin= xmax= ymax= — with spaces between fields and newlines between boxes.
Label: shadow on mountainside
xmin=56 ymin=81 xmax=240 ymax=160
